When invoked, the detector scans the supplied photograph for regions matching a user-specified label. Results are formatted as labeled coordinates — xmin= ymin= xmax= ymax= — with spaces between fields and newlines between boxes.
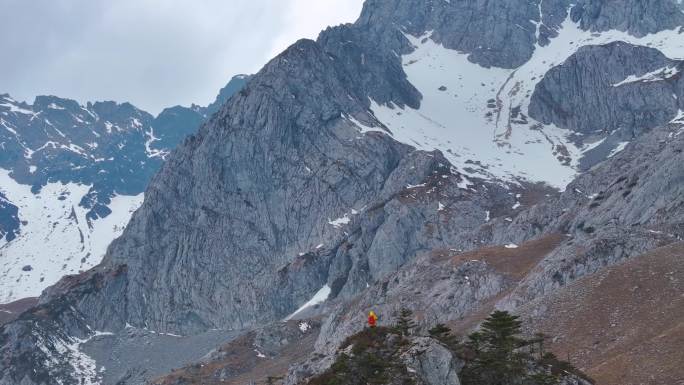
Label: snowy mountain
xmin=348 ymin=2 xmax=684 ymax=187
xmin=0 ymin=75 xmax=250 ymax=302
xmin=1 ymin=1 xmax=683 ymax=385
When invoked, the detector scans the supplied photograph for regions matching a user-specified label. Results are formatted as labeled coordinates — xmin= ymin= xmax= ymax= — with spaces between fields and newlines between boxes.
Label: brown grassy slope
xmin=517 ymin=242 xmax=684 ymax=385
xmin=0 ymin=297 xmax=38 ymax=325
xmin=438 ymin=234 xmax=566 ymax=333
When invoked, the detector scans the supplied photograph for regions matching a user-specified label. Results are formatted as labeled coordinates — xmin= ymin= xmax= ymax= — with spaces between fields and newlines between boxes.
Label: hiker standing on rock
xmin=368 ymin=311 xmax=378 ymax=328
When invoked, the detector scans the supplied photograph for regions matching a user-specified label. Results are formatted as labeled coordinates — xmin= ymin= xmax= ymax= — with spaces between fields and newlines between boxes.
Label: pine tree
xmin=461 ymin=311 xmax=528 ymax=385
xmin=428 ymin=323 xmax=459 ymax=349
xmin=479 ymin=310 xmax=524 ymax=353
xmin=395 ymin=307 xmax=417 ymax=336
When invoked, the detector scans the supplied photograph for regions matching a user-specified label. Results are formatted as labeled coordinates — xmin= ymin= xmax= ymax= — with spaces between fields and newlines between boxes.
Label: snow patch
xmin=328 ymin=214 xmax=351 ymax=228
xmin=0 ymin=102 xmax=36 ymax=116
xmin=504 ymin=243 xmax=519 ymax=249
xmin=607 ymin=141 xmax=629 ymax=158
xmin=144 ymin=127 xmax=168 ymax=158
xmin=457 ymin=173 xmax=474 ymax=190
xmin=612 ymin=66 xmax=680 ymax=87
xmin=47 ymin=103 xmax=65 ymax=110
xmin=345 ymin=113 xmax=384 ymax=134
xmin=35 ymin=333 xmax=103 ymax=385
xmin=299 ymin=321 xmax=311 ymax=332
xmin=0 ymin=169 xmax=144 ymax=302
xmin=284 ymin=284 xmax=331 ymax=321
xmin=406 ymin=183 xmax=426 ymax=189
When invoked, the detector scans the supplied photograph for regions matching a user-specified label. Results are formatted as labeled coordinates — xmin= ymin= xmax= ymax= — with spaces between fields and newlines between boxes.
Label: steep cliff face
xmin=98 ymin=37 xmax=512 ymax=335
xmin=571 ymin=0 xmax=684 ymax=36
xmin=357 ymin=0 xmax=570 ymax=68
xmin=0 ymin=193 xmax=19 ymax=243
xmin=1 ymin=1 xmax=684 ymax=384
xmin=529 ymin=42 xmax=683 ymax=168
xmin=357 ymin=0 xmax=684 ymax=68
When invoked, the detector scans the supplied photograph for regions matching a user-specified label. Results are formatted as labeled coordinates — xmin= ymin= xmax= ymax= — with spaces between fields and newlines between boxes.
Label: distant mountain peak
xmin=0 ymin=76 xmax=249 ymax=302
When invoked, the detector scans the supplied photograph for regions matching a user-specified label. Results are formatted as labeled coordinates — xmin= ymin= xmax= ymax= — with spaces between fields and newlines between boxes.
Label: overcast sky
xmin=0 ymin=0 xmax=365 ymax=115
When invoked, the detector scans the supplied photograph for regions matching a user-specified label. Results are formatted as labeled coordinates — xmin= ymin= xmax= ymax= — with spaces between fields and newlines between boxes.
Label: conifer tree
xmin=461 ymin=311 xmax=530 ymax=385
xmin=395 ymin=307 xmax=417 ymax=336
xmin=429 ymin=323 xmax=459 ymax=349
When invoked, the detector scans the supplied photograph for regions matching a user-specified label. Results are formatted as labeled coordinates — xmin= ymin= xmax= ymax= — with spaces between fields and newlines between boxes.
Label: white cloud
xmin=0 ymin=0 xmax=365 ymax=114
xmin=266 ymin=0 xmax=365 ymax=58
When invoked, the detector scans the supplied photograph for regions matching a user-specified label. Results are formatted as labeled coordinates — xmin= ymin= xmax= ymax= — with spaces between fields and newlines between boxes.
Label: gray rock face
xmin=571 ymin=0 xmax=684 ymax=37
xmin=401 ymin=337 xmax=463 ymax=385
xmin=316 ymin=256 xmax=509 ymax=355
xmin=357 ymin=0 xmax=571 ymax=68
xmin=529 ymin=42 xmax=683 ymax=168
xmin=100 ymin=40 xmax=413 ymax=335
xmin=0 ymin=192 xmax=19 ymax=243
xmin=96 ymin=35 xmax=514 ymax=337
xmin=495 ymin=121 xmax=684 ymax=311
xmin=358 ymin=0 xmax=683 ymax=69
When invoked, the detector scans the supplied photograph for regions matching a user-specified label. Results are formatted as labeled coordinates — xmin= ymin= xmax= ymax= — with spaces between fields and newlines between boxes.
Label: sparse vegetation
xmin=458 ymin=310 xmax=592 ymax=385
xmin=428 ymin=323 xmax=459 ymax=350
xmin=308 ymin=310 xmax=593 ymax=385
xmin=393 ymin=308 xmax=417 ymax=337
xmin=308 ymin=326 xmax=414 ymax=385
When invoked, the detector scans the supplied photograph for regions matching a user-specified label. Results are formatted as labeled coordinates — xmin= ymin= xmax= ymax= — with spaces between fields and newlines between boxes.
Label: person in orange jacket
xmin=368 ymin=310 xmax=378 ymax=328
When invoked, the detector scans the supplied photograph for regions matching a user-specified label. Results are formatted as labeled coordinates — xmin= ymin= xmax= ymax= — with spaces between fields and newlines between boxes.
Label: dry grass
xmin=0 ymin=297 xmax=38 ymax=325
xmin=433 ymin=233 xmax=566 ymax=279
xmin=433 ymin=234 xmax=567 ymax=336
xmin=518 ymin=242 xmax=684 ymax=385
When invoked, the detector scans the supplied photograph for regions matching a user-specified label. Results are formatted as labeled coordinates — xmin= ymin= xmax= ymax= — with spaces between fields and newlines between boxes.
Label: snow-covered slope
xmin=357 ymin=17 xmax=684 ymax=189
xmin=0 ymin=169 xmax=142 ymax=302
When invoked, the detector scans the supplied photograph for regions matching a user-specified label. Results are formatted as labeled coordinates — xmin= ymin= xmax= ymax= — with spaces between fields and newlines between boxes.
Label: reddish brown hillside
xmin=518 ymin=243 xmax=684 ymax=385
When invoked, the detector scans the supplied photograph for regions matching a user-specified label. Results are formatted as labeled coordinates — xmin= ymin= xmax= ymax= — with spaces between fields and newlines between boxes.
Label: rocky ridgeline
xmin=0 ymin=75 xmax=250 ymax=228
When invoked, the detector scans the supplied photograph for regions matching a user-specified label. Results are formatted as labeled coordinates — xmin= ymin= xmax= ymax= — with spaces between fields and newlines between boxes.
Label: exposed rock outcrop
xmin=529 ymin=42 xmax=683 ymax=168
